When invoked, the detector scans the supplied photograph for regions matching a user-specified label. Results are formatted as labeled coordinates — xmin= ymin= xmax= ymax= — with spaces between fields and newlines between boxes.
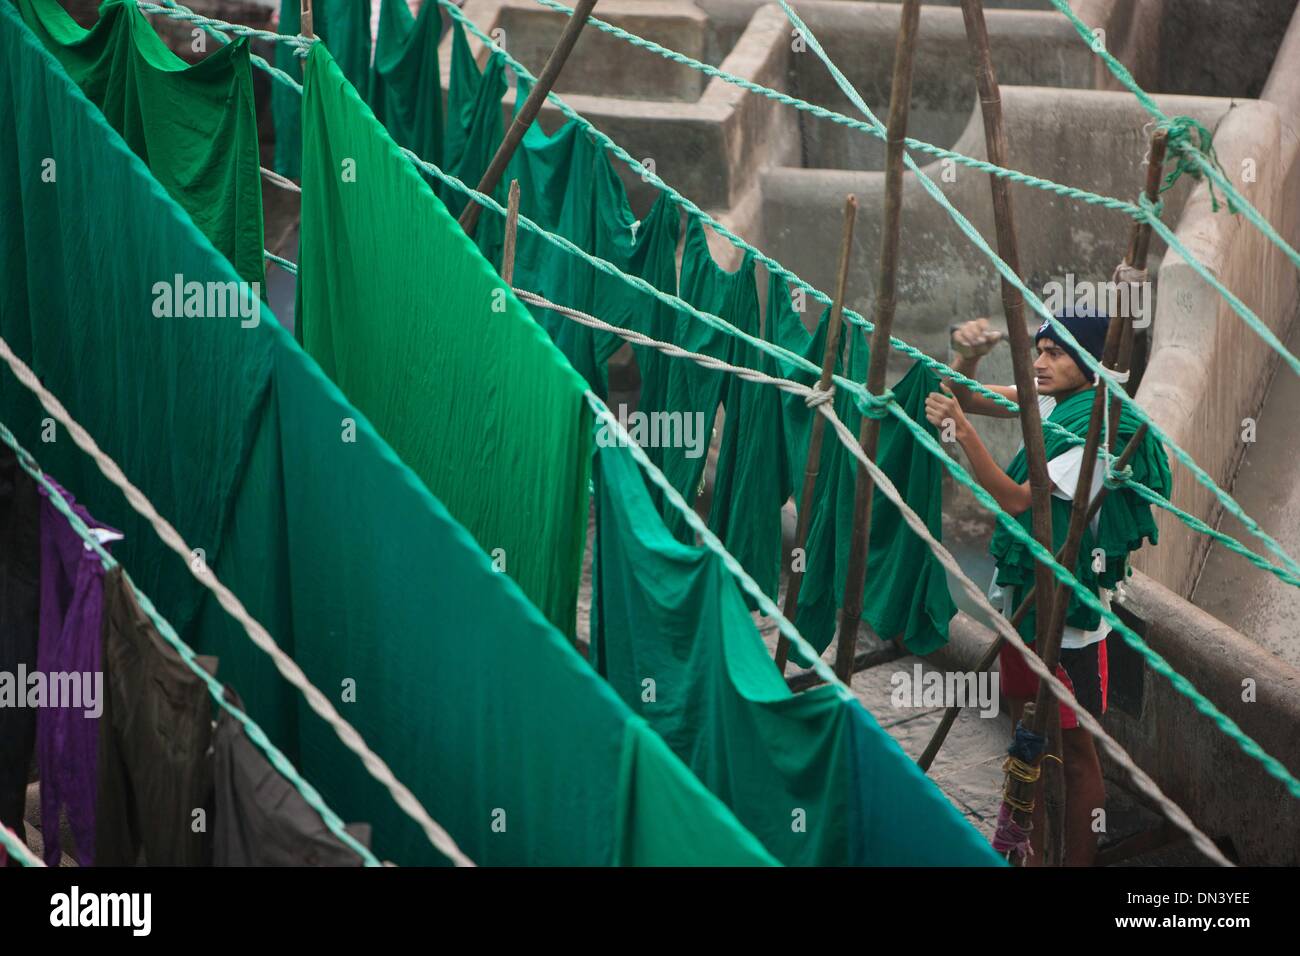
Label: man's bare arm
xmin=925 ymin=384 xmax=1032 ymax=515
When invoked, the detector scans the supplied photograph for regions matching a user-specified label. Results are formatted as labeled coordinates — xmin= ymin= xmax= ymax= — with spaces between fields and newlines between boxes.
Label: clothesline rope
xmin=152 ymin=0 xmax=1300 ymax=590
xmin=565 ymin=293 xmax=1230 ymax=865
xmin=0 ymin=336 xmax=475 ymax=867
xmin=135 ymin=1 xmax=313 ymax=53
xmin=523 ymin=284 xmax=1300 ymax=806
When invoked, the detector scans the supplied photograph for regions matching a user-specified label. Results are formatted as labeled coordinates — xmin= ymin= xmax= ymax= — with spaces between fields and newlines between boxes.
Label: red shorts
xmin=998 ymin=638 xmax=1108 ymax=730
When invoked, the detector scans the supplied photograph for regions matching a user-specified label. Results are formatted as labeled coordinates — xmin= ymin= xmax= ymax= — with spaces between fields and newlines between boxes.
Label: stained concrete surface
xmin=1191 ymin=319 xmax=1300 ymax=671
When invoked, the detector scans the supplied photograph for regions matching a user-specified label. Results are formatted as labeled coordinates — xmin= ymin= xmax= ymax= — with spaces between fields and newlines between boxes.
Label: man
xmin=923 ymin=308 xmax=1170 ymax=866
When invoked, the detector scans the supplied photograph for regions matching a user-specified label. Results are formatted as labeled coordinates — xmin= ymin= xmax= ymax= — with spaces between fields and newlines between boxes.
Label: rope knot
xmin=1104 ymin=463 xmax=1134 ymax=489
xmin=855 ymin=387 xmax=895 ymax=420
xmin=1157 ymin=116 xmax=1236 ymax=214
xmin=804 ymin=384 xmax=835 ymax=409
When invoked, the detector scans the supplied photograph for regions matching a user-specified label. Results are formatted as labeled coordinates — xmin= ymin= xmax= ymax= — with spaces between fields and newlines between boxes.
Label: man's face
xmin=1033 ymin=338 xmax=1090 ymax=396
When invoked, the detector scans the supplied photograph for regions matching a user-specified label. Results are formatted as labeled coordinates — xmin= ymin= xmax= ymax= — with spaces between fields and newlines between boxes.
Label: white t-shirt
xmin=987 ymin=394 xmax=1111 ymax=649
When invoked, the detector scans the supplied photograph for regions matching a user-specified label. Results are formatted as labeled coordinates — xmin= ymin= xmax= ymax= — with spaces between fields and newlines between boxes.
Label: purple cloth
xmin=36 ymin=479 xmax=117 ymax=867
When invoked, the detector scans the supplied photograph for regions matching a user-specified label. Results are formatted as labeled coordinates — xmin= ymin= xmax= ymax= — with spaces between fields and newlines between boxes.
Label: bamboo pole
xmin=501 ymin=179 xmax=521 ymax=285
xmin=774 ymin=195 xmax=858 ymax=674
xmin=301 ymin=0 xmax=314 ymax=39
xmin=958 ymin=0 xmax=1057 ymax=663
xmin=831 ymin=0 xmax=922 ymax=685
xmin=459 ymin=0 xmax=599 ymax=237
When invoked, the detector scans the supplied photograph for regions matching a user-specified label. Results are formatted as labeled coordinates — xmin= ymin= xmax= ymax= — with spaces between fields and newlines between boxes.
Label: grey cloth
xmin=213 ymin=692 xmax=371 ymax=866
xmin=95 ymin=566 xmax=216 ymax=865
xmin=0 ymin=445 xmax=40 ymax=858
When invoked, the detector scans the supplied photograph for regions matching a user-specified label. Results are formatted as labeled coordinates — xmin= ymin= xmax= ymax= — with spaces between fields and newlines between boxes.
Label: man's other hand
xmin=952 ymin=318 xmax=1003 ymax=359
xmin=925 ymin=382 xmax=970 ymax=440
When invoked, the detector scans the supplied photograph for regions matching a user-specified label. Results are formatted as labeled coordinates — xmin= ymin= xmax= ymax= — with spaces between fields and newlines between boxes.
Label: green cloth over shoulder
xmin=15 ymin=0 xmax=264 ymax=285
xmin=0 ymin=10 xmax=776 ymax=865
xmin=296 ymin=41 xmax=591 ymax=637
xmin=594 ymin=441 xmax=1001 ymax=866
xmin=989 ymin=387 xmax=1172 ymax=641
xmin=766 ymin=274 xmax=957 ymax=658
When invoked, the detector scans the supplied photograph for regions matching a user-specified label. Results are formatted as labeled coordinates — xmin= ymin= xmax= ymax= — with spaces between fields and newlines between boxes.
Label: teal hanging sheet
xmin=296 ymin=41 xmax=591 ymax=637
xmin=273 ymin=0 xmax=371 ymax=178
xmin=369 ymin=0 xmax=444 ymax=173
xmin=0 ymin=9 xmax=778 ymax=866
xmin=14 ymin=0 xmax=264 ymax=286
xmin=593 ymin=440 xmax=1002 ymax=865
xmin=441 ymin=17 xmax=505 ymax=218
xmin=766 ymin=274 xmax=957 ymax=659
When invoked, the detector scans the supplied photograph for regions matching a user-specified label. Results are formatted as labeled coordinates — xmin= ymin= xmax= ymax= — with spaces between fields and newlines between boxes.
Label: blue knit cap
xmin=1035 ymin=305 xmax=1109 ymax=383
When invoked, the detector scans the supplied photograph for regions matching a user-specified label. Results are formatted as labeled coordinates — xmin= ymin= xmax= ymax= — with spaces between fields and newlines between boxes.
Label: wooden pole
xmin=300 ymin=0 xmax=314 ymax=39
xmin=831 ymin=0 xmax=922 ymax=685
xmin=959 ymin=0 xmax=1057 ymax=664
xmin=774 ymin=195 xmax=858 ymax=674
xmin=501 ymin=179 xmax=521 ymax=285
xmin=458 ymin=0 xmax=599 ymax=237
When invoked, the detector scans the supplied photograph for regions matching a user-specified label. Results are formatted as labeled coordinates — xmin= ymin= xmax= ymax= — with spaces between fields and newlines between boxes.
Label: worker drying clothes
xmin=923 ymin=308 xmax=1171 ymax=866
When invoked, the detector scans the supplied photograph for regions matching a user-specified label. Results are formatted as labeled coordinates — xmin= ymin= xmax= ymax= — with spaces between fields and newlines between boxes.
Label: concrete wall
xmin=1131 ymin=3 xmax=1300 ymax=597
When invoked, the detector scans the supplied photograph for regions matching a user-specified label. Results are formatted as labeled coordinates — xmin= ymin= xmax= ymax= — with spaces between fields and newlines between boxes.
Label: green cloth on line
xmin=766 ymin=274 xmax=957 ymax=659
xmin=297 ymin=42 xmax=591 ymax=636
xmin=14 ymin=0 xmax=264 ymax=286
xmin=0 ymin=9 xmax=778 ymax=866
xmin=441 ymin=18 xmax=506 ymax=217
xmin=989 ymin=386 xmax=1172 ymax=641
xmin=273 ymin=0 xmax=371 ymax=179
xmin=369 ymin=0 xmax=444 ymax=175
xmin=477 ymin=73 xmax=649 ymax=395
xmin=593 ymin=440 xmax=1002 ymax=866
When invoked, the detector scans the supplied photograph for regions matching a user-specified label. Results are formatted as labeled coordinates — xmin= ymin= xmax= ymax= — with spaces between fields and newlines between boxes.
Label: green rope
xmin=0 ymin=423 xmax=383 ymax=867
xmin=1049 ymin=0 xmax=1300 ymax=311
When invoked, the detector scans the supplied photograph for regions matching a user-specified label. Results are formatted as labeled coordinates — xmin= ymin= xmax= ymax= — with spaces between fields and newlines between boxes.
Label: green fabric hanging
xmin=482 ymin=82 xmax=643 ymax=393
xmin=369 ymin=0 xmax=443 ymax=173
xmin=766 ymin=274 xmax=956 ymax=659
xmin=14 ymin=0 xmax=264 ymax=286
xmin=296 ymin=42 xmax=591 ymax=637
xmin=273 ymin=0 xmax=371 ymax=179
xmin=650 ymin=218 xmax=753 ymax=542
xmin=593 ymin=440 xmax=1002 ymax=866
xmin=0 ymin=11 xmax=778 ymax=866
xmin=989 ymin=387 xmax=1172 ymax=641
xmin=441 ymin=18 xmax=506 ymax=218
